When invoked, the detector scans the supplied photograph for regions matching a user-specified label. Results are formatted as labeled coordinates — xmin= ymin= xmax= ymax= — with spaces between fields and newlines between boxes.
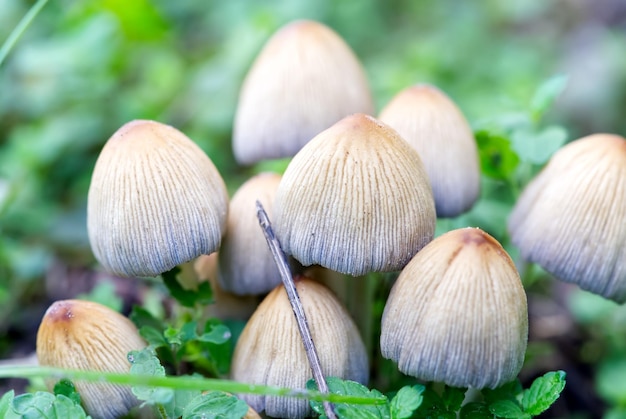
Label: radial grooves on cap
xmin=275 ymin=114 xmax=435 ymax=276
xmin=509 ymin=134 xmax=626 ymax=302
xmin=381 ymin=228 xmax=528 ymax=389
xmin=233 ymin=20 xmax=374 ymax=164
xmin=88 ymin=120 xmax=228 ymax=277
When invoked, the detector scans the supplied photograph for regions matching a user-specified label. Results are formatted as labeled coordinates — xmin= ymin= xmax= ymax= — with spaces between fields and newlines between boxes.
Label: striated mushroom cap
xmin=218 ymin=172 xmax=283 ymax=295
xmin=36 ymin=300 xmax=146 ymax=419
xmin=381 ymin=228 xmax=528 ymax=389
xmin=509 ymin=133 xmax=626 ymax=302
xmin=274 ymin=113 xmax=436 ymax=276
xmin=231 ymin=276 xmax=368 ymax=418
xmin=87 ymin=119 xmax=229 ymax=278
xmin=379 ymin=84 xmax=480 ymax=218
xmin=233 ymin=19 xmax=374 ymax=165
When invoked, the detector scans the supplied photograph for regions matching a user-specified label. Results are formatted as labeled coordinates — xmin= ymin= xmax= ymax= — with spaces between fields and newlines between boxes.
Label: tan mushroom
xmin=87 ymin=119 xmax=228 ymax=278
xmin=218 ymin=172 xmax=283 ymax=295
xmin=233 ymin=19 xmax=374 ymax=165
xmin=36 ymin=300 xmax=146 ymax=419
xmin=274 ymin=113 xmax=436 ymax=276
xmin=509 ymin=133 xmax=626 ymax=302
xmin=381 ymin=227 xmax=528 ymax=389
xmin=379 ymin=84 xmax=480 ymax=218
xmin=231 ymin=276 xmax=368 ymax=418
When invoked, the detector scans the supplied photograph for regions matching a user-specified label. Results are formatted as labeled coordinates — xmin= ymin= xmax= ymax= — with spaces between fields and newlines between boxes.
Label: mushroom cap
xmin=231 ymin=277 xmax=368 ymax=418
xmin=274 ymin=113 xmax=436 ymax=276
xmin=380 ymin=227 xmax=528 ymax=389
xmin=379 ymin=84 xmax=480 ymax=218
xmin=36 ymin=299 xmax=146 ymax=419
xmin=233 ymin=19 xmax=375 ymax=165
xmin=87 ymin=119 xmax=229 ymax=277
xmin=217 ymin=172 xmax=283 ymax=295
xmin=508 ymin=133 xmax=626 ymax=302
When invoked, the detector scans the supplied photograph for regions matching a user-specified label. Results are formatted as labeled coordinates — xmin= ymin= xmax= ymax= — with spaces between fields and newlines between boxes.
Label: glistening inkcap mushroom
xmin=381 ymin=227 xmax=528 ymax=389
xmin=508 ymin=133 xmax=626 ymax=302
xmin=379 ymin=83 xmax=480 ymax=218
xmin=274 ymin=113 xmax=436 ymax=276
xmin=36 ymin=300 xmax=146 ymax=419
xmin=87 ymin=119 xmax=229 ymax=278
xmin=233 ymin=19 xmax=374 ymax=164
xmin=231 ymin=276 xmax=368 ymax=418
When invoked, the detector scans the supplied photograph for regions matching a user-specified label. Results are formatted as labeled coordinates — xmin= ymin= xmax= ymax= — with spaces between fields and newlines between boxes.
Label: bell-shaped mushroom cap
xmin=36 ymin=300 xmax=146 ymax=419
xmin=509 ymin=133 xmax=626 ymax=302
xmin=381 ymin=228 xmax=528 ymax=389
xmin=87 ymin=119 xmax=229 ymax=278
xmin=379 ymin=84 xmax=480 ymax=218
xmin=231 ymin=276 xmax=368 ymax=419
xmin=274 ymin=113 xmax=436 ymax=276
xmin=233 ymin=19 xmax=375 ymax=165
xmin=218 ymin=172 xmax=282 ymax=295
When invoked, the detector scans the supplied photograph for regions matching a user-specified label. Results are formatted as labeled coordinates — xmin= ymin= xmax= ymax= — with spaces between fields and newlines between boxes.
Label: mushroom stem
xmin=255 ymin=201 xmax=336 ymax=419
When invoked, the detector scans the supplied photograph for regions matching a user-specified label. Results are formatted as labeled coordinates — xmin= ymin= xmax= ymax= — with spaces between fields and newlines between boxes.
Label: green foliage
xmin=162 ymin=267 xmax=214 ymax=308
xmin=5 ymin=391 xmax=90 ymax=419
xmin=52 ymin=379 xmax=81 ymax=406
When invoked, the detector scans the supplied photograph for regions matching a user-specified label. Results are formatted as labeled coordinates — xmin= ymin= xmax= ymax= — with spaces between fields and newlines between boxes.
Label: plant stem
xmin=255 ymin=201 xmax=337 ymax=419
xmin=0 ymin=365 xmax=386 ymax=405
xmin=0 ymin=0 xmax=49 ymax=67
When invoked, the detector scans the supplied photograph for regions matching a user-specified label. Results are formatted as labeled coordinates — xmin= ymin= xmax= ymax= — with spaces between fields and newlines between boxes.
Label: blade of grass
xmin=0 ymin=0 xmax=49 ymax=67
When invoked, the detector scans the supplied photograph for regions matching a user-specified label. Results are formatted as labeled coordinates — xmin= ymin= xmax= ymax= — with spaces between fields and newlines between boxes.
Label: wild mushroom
xmin=231 ymin=276 xmax=368 ymax=418
xmin=233 ymin=19 xmax=374 ymax=165
xmin=378 ymin=84 xmax=480 ymax=217
xmin=217 ymin=172 xmax=283 ymax=295
xmin=36 ymin=299 xmax=146 ymax=419
xmin=87 ymin=119 xmax=229 ymax=278
xmin=274 ymin=113 xmax=436 ymax=276
xmin=508 ymin=133 xmax=626 ymax=302
xmin=380 ymin=227 xmax=528 ymax=389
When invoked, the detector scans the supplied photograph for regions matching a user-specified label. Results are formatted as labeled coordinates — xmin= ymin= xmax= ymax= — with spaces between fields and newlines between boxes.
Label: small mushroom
xmin=36 ymin=299 xmax=146 ymax=419
xmin=218 ymin=172 xmax=283 ymax=295
xmin=231 ymin=276 xmax=368 ymax=418
xmin=380 ymin=227 xmax=528 ymax=389
xmin=274 ymin=113 xmax=436 ymax=276
xmin=87 ymin=119 xmax=229 ymax=278
xmin=379 ymin=84 xmax=480 ymax=217
xmin=233 ymin=19 xmax=374 ymax=165
xmin=509 ymin=133 xmax=626 ymax=302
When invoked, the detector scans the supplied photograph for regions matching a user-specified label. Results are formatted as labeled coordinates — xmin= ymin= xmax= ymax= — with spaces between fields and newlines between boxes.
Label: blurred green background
xmin=1 ymin=0 xmax=626 ymax=416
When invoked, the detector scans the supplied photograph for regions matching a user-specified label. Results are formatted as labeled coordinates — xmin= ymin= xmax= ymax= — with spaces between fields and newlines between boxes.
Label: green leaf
xmin=130 ymin=305 xmax=166 ymax=332
xmin=164 ymin=387 xmax=202 ymax=419
xmin=128 ymin=347 xmax=174 ymax=405
xmin=530 ymin=74 xmax=568 ymax=121
xmin=11 ymin=392 xmax=89 ymax=419
xmin=52 ymin=379 xmax=81 ymax=406
xmin=442 ymin=386 xmax=466 ymax=411
xmin=521 ymin=371 xmax=566 ymax=415
xmin=474 ymin=130 xmax=520 ymax=179
xmin=459 ymin=402 xmax=492 ymax=419
xmin=510 ymin=125 xmax=567 ymax=165
xmin=482 ymin=380 xmax=523 ymax=406
xmin=489 ymin=400 xmax=528 ymax=419
xmin=307 ymin=377 xmax=390 ymax=419
xmin=182 ymin=391 xmax=249 ymax=419
xmin=162 ymin=267 xmax=213 ymax=308
xmin=597 ymin=357 xmax=626 ymax=405
xmin=0 ymin=391 xmax=15 ymax=418
xmin=76 ymin=281 xmax=122 ymax=312
xmin=198 ymin=323 xmax=232 ymax=345
xmin=389 ymin=385 xmax=423 ymax=419
xmin=139 ymin=325 xmax=168 ymax=347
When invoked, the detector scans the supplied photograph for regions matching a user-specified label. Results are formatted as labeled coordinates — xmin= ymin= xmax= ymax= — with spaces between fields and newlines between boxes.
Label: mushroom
xmin=274 ymin=113 xmax=436 ymax=276
xmin=379 ymin=84 xmax=480 ymax=217
xmin=217 ymin=172 xmax=283 ymax=295
xmin=233 ymin=19 xmax=374 ymax=165
xmin=380 ymin=227 xmax=528 ymax=389
xmin=231 ymin=276 xmax=368 ymax=418
xmin=87 ymin=119 xmax=229 ymax=278
xmin=36 ymin=299 xmax=146 ymax=419
xmin=508 ymin=133 xmax=626 ymax=302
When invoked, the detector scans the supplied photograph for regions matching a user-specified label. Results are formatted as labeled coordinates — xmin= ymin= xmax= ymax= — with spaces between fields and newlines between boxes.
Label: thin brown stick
xmin=256 ymin=201 xmax=336 ymax=419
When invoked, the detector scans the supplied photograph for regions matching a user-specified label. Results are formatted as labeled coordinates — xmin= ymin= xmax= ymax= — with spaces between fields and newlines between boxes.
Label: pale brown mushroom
xmin=233 ymin=19 xmax=374 ymax=165
xmin=36 ymin=300 xmax=146 ymax=419
xmin=381 ymin=227 xmax=528 ymax=389
xmin=509 ymin=133 xmax=626 ymax=302
xmin=274 ymin=113 xmax=436 ymax=276
xmin=87 ymin=119 xmax=229 ymax=278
